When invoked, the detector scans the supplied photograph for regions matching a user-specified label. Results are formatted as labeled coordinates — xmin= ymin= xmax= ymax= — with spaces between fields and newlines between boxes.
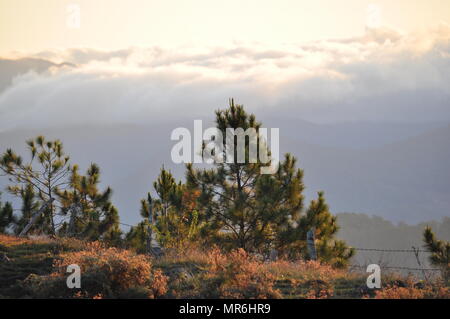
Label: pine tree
xmin=296 ymin=192 xmax=354 ymax=267
xmin=186 ymin=99 xmax=353 ymax=265
xmin=125 ymin=221 xmax=149 ymax=254
xmin=56 ymin=163 xmax=121 ymax=242
xmin=128 ymin=167 xmax=205 ymax=251
xmin=153 ymin=166 xmax=179 ymax=218
xmin=140 ymin=193 xmax=153 ymax=220
xmin=423 ymin=226 xmax=450 ymax=283
xmin=13 ymin=184 xmax=40 ymax=235
xmin=186 ymin=99 xmax=302 ymax=252
xmin=0 ymin=136 xmax=71 ymax=234
xmin=152 ymin=167 xmax=205 ymax=249
xmin=0 ymin=193 xmax=14 ymax=233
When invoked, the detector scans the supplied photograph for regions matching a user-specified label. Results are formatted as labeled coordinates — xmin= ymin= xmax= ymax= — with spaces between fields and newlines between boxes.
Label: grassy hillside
xmin=0 ymin=234 xmax=448 ymax=299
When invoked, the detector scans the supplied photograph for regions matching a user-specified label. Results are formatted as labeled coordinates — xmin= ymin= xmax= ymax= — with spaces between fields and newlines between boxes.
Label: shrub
xmin=24 ymin=241 xmax=167 ymax=298
xmin=198 ymin=248 xmax=281 ymax=299
xmin=375 ymin=281 xmax=450 ymax=299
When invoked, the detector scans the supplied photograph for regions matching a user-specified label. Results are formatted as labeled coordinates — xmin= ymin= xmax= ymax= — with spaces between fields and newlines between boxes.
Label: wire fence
xmin=349 ymin=247 xmax=431 ymax=253
xmin=349 ymin=264 xmax=441 ymax=272
xmin=347 ymin=246 xmax=443 ymax=274
xmin=117 ymin=222 xmax=442 ymax=273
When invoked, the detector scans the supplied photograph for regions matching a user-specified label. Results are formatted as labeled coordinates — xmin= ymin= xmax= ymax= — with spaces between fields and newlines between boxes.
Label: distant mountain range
xmin=0 ymin=120 xmax=449 ymax=226
xmin=0 ymin=58 xmax=74 ymax=92
xmin=336 ymin=213 xmax=450 ymax=271
xmin=278 ymin=122 xmax=450 ymax=223
xmin=0 ymin=56 xmax=448 ymax=226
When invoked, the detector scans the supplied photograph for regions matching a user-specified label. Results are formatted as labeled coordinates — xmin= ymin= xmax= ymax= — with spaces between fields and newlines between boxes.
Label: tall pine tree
xmin=186 ymin=99 xmax=354 ymax=266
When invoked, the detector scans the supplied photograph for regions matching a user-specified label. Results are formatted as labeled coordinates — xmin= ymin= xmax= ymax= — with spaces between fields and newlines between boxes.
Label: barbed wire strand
xmin=349 ymin=247 xmax=431 ymax=253
xmin=349 ymin=264 xmax=441 ymax=272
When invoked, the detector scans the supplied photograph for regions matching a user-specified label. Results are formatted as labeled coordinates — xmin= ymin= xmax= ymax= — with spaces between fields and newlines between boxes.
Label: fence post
xmin=412 ymin=246 xmax=429 ymax=283
xmin=307 ymin=228 xmax=317 ymax=261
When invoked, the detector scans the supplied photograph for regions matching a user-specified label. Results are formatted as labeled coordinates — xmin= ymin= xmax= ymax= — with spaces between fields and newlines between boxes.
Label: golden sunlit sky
xmin=1 ymin=0 xmax=450 ymax=55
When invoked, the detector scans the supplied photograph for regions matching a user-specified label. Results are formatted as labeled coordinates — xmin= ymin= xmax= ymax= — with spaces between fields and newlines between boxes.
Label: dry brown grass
xmin=2 ymin=234 xmax=449 ymax=299
xmin=264 ymin=260 xmax=348 ymax=298
xmin=0 ymin=234 xmax=35 ymax=247
xmin=202 ymin=248 xmax=282 ymax=298
xmin=52 ymin=241 xmax=168 ymax=298
xmin=375 ymin=279 xmax=450 ymax=299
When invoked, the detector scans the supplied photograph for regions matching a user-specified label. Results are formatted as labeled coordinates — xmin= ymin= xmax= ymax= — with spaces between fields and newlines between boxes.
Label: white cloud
xmin=0 ymin=25 xmax=449 ymax=131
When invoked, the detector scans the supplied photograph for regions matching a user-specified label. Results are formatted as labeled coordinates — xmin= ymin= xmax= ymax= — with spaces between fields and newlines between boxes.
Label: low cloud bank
xmin=1 ymin=25 xmax=449 ymax=131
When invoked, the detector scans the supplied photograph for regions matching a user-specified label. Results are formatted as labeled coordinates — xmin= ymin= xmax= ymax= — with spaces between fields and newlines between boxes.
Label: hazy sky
xmin=1 ymin=0 xmax=450 ymax=54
